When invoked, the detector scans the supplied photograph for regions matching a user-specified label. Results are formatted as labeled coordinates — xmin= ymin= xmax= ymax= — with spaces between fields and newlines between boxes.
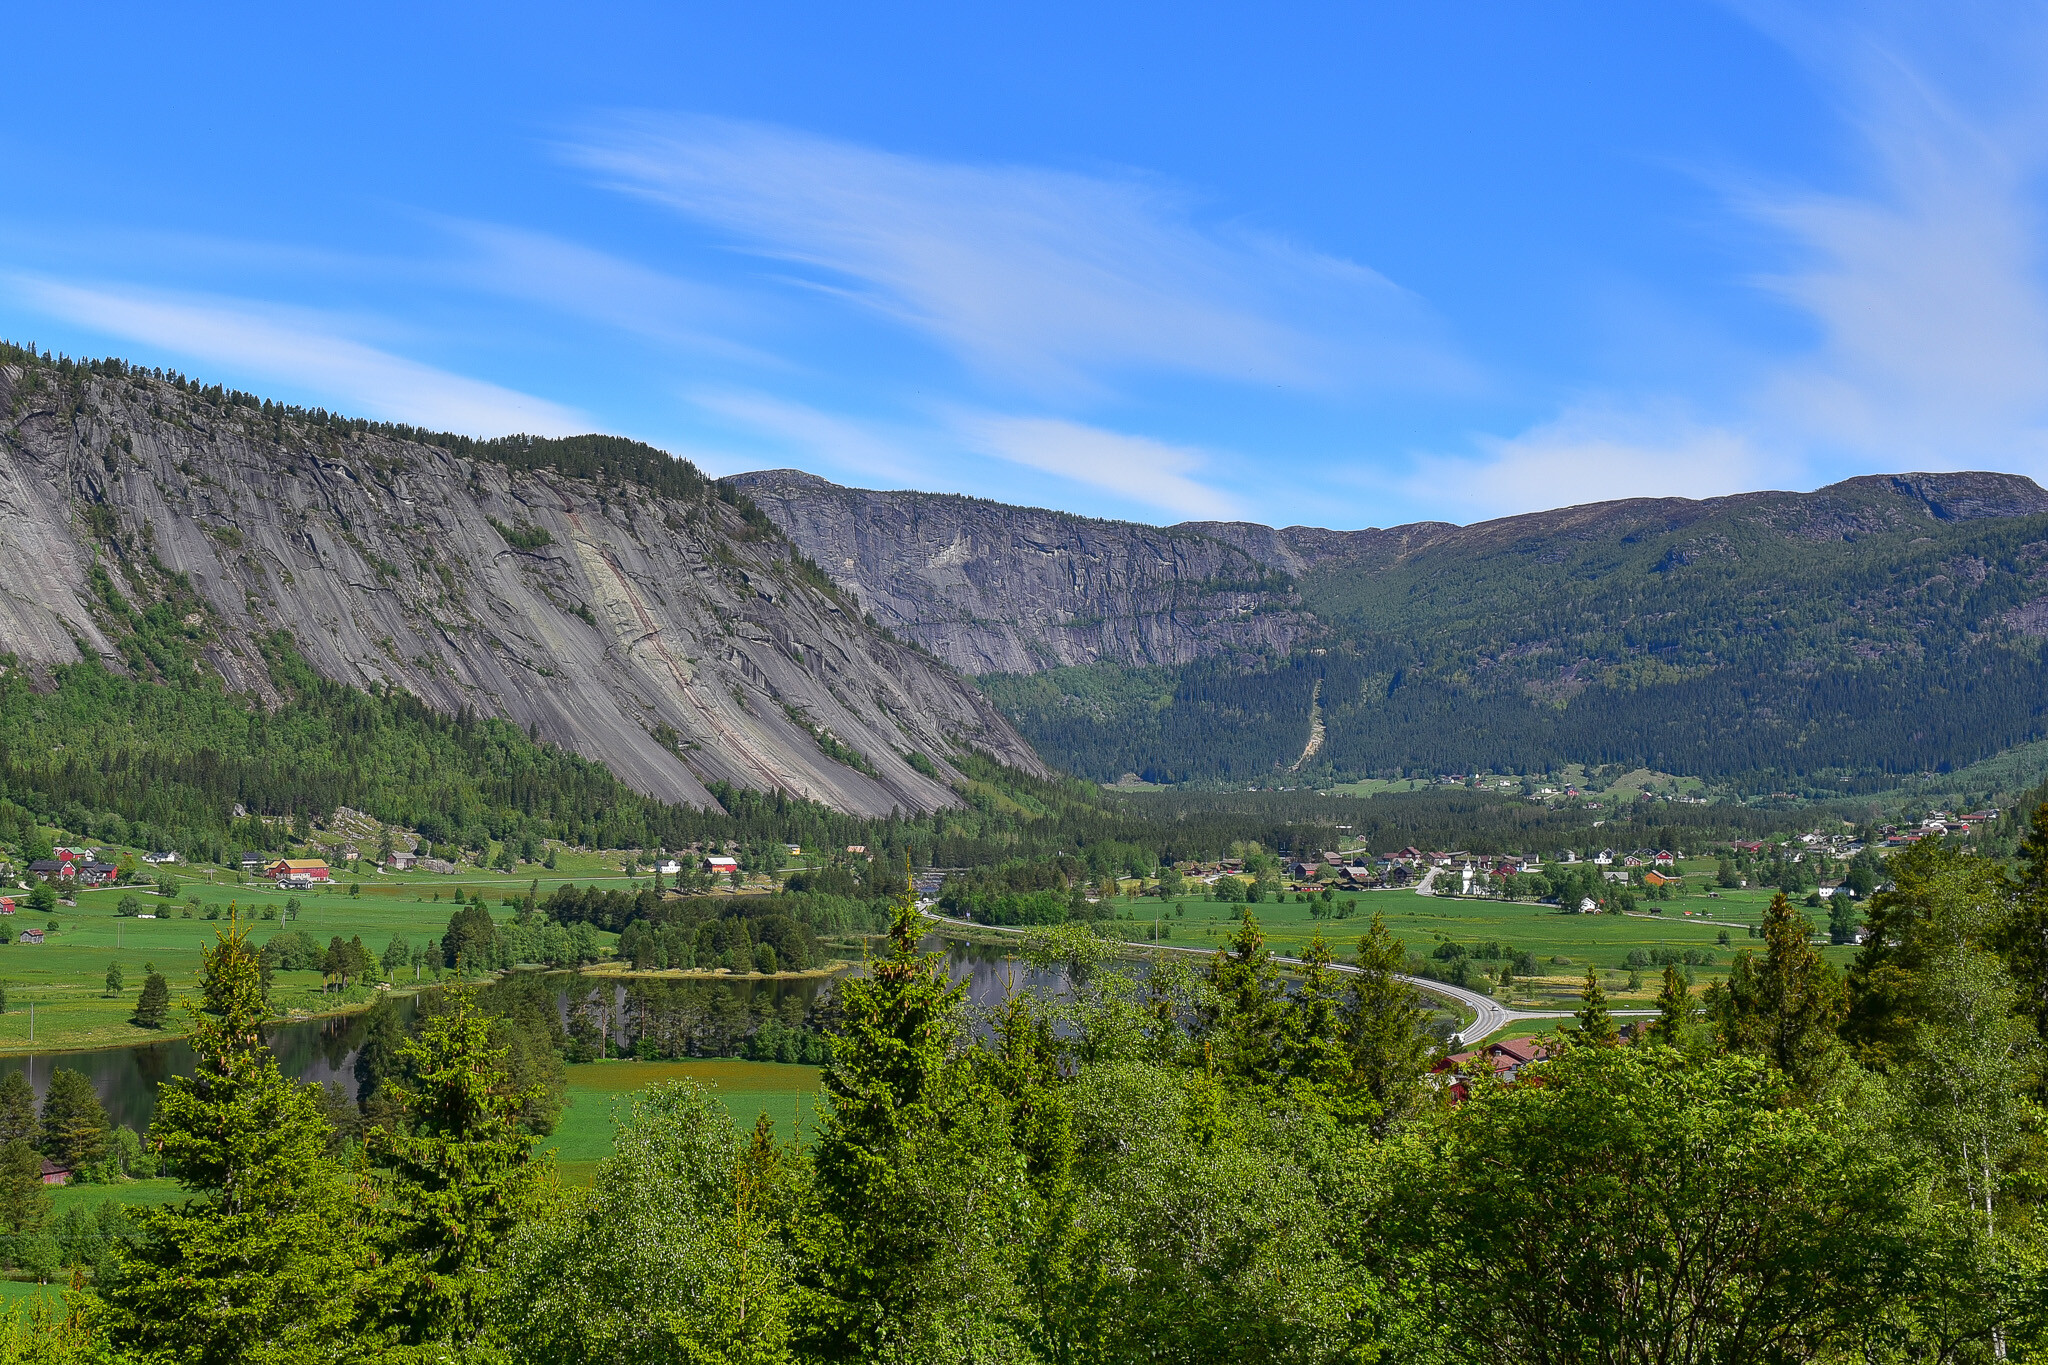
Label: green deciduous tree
xmin=496 ymin=1081 xmax=794 ymax=1364
xmin=1062 ymin=1057 xmax=1384 ymax=1362
xmin=441 ymin=903 xmax=498 ymax=974
xmin=323 ymin=935 xmax=374 ymax=991
xmin=1864 ymin=845 xmax=2043 ymax=1359
xmin=1378 ymin=1046 xmax=1922 ymax=1365
xmin=96 ymin=924 xmax=371 ymax=1363
xmin=1828 ymin=894 xmax=1860 ymax=946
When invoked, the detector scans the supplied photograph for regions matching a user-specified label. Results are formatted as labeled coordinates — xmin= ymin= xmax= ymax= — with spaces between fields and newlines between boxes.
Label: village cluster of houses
xmin=230 ymin=853 xmax=335 ymax=888
xmin=1260 ymin=845 xmax=1694 ymax=894
xmin=1435 ymin=1036 xmax=1560 ymax=1102
xmin=1874 ymin=809 xmax=1999 ymax=846
xmin=25 ymin=847 xmax=124 ymax=886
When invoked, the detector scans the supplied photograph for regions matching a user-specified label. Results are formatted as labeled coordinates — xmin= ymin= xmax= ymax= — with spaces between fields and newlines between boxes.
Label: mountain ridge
xmin=734 ymin=466 xmax=2048 ymax=791
xmin=0 ymin=349 xmax=1041 ymax=817
xmin=730 ymin=467 xmax=1315 ymax=674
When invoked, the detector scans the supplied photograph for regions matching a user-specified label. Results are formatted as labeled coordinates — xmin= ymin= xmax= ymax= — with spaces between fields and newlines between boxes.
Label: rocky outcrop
xmin=727 ymin=471 xmax=1318 ymax=675
xmin=735 ymin=468 xmax=2048 ymax=680
xmin=0 ymin=360 xmax=1041 ymax=816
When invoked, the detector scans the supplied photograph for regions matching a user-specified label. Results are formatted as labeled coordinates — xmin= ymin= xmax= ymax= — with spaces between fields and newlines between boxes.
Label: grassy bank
xmin=0 ymin=858 xmax=856 ymax=1052
xmin=0 ymin=1057 xmax=828 ymax=1308
xmin=1081 ymin=861 xmax=1855 ymax=1015
xmin=538 ymin=1057 xmax=825 ymax=1186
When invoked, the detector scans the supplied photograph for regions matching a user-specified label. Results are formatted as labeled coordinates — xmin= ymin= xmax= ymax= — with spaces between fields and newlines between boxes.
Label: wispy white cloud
xmin=1723 ymin=2 xmax=2048 ymax=472
xmin=684 ymin=388 xmax=1239 ymax=520
xmin=956 ymin=414 xmax=1239 ymax=520
xmin=435 ymin=220 xmax=776 ymax=364
xmin=688 ymin=388 xmax=930 ymax=484
xmin=6 ymin=276 xmax=585 ymax=436
xmin=1741 ymin=88 xmax=2048 ymax=465
xmin=1414 ymin=402 xmax=1777 ymax=521
xmin=561 ymin=114 xmax=1469 ymax=398
xmin=1430 ymin=6 xmax=2048 ymax=524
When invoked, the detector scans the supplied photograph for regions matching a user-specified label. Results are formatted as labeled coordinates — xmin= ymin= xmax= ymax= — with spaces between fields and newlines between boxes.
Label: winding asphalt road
xmin=919 ymin=907 xmax=1651 ymax=1045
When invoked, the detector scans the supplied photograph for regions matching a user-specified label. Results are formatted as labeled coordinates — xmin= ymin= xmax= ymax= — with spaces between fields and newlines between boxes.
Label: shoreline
xmin=0 ymin=956 xmax=867 ymax=1059
xmin=577 ymin=958 xmax=858 ymax=983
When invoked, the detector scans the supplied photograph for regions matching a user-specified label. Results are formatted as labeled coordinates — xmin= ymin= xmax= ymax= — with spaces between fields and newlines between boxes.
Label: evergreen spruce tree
xmin=1205 ymin=911 xmax=1287 ymax=1084
xmin=1575 ymin=967 xmax=1617 ymax=1044
xmin=0 ymin=1139 xmax=48 ymax=1234
xmin=132 ymin=967 xmax=170 ymax=1030
xmin=1346 ymin=913 xmax=1433 ymax=1135
xmin=1844 ymin=838 xmax=1983 ymax=1067
xmin=38 ymin=1070 xmax=106 ymax=1170
xmin=1651 ymin=965 xmax=1693 ymax=1046
xmin=1994 ymin=801 xmax=2048 ymax=1060
xmin=970 ymin=985 xmax=1078 ymax=1351
xmin=366 ymin=989 xmax=553 ymax=1348
xmin=799 ymin=869 xmax=1030 ymax=1360
xmin=1707 ymin=893 xmax=1845 ymax=1091
xmin=1283 ymin=930 xmax=1350 ymax=1095
xmin=96 ymin=923 xmax=371 ymax=1363
xmin=0 ymin=1072 xmax=36 ymax=1146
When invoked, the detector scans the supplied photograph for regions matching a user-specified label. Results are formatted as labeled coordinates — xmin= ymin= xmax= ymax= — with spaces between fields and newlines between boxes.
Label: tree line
xmin=7 ymin=808 xmax=2048 ymax=1359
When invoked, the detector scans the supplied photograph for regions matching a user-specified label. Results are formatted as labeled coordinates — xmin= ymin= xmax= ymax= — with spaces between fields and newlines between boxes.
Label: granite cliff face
xmin=0 ymin=360 xmax=1041 ymax=816
xmin=726 ymin=470 xmax=1317 ymax=674
xmin=744 ymin=466 xmax=2048 ymax=789
xmin=732 ymin=468 xmax=2048 ymax=684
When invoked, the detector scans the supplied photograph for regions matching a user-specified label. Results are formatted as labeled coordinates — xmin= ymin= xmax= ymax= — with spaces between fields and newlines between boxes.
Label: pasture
xmin=1113 ymin=859 xmax=1856 ymax=1013
xmin=0 ymin=851 xmax=826 ymax=1051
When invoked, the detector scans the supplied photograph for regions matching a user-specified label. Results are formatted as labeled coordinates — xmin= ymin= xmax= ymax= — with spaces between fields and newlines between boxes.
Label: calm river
xmin=0 ymin=935 xmax=1054 ymax=1132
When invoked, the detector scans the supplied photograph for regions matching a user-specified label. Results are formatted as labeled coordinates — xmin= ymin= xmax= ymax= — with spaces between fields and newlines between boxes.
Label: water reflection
xmin=926 ymin=934 xmax=1093 ymax=1008
xmin=0 ymin=992 xmax=425 ymax=1133
xmin=0 ymin=944 xmax=1095 ymax=1132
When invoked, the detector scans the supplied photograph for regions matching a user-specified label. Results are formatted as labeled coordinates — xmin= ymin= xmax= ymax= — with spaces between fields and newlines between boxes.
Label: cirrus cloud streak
xmin=6 ymin=275 xmax=586 ymax=437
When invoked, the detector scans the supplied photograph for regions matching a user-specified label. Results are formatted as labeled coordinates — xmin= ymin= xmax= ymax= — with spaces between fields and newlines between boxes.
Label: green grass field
xmin=0 ymin=861 xmax=673 ymax=1052
xmin=538 ymin=1058 xmax=824 ymax=1185
xmin=48 ymin=1179 xmax=184 ymax=1216
xmin=1110 ymin=859 xmax=1855 ymax=1013
xmin=0 ymin=1278 xmax=62 ymax=1309
xmin=0 ymin=1180 xmax=190 ymax=1306
xmin=0 ymin=1057 xmax=826 ymax=1303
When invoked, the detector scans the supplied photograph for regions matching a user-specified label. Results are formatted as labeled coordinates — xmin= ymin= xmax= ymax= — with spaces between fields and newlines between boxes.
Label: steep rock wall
xmin=727 ymin=470 xmax=1317 ymax=675
xmin=0 ymin=363 xmax=1041 ymax=815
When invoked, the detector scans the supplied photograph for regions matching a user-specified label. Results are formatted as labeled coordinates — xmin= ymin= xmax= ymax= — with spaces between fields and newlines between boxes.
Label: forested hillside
xmin=960 ymin=474 xmax=2048 ymax=791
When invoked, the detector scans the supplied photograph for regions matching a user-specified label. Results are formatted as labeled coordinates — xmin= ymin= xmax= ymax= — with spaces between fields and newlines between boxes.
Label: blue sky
xmin=6 ymin=1 xmax=2047 ymax=528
